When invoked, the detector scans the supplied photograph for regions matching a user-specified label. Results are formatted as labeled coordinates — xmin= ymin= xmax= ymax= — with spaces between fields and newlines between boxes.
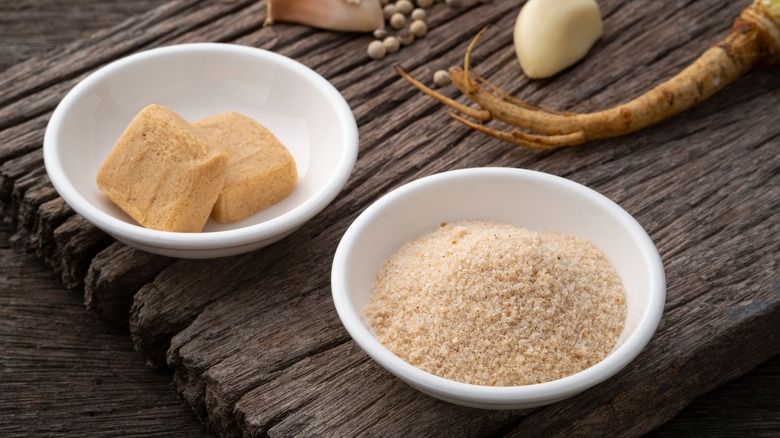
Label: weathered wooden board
xmin=3 ymin=224 xmax=778 ymax=436
xmin=85 ymin=242 xmax=173 ymax=329
xmin=0 ymin=0 xmax=162 ymax=72
xmin=1 ymin=0 xmax=778 ymax=436
xmin=650 ymin=357 xmax=780 ymax=437
xmin=0 ymin=222 xmax=210 ymax=437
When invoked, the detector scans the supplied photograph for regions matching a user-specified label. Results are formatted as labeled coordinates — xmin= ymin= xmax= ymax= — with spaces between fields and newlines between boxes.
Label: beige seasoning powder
xmin=364 ymin=220 xmax=626 ymax=386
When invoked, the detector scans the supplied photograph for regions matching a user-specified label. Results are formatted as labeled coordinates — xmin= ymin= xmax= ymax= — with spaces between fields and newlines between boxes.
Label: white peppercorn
xmin=397 ymin=29 xmax=415 ymax=46
xmin=433 ymin=70 xmax=451 ymax=87
xmin=410 ymin=19 xmax=428 ymax=37
xmin=383 ymin=4 xmax=398 ymax=20
xmin=411 ymin=8 xmax=426 ymax=20
xmin=383 ymin=36 xmax=401 ymax=54
xmin=389 ymin=12 xmax=407 ymax=29
xmin=367 ymin=40 xmax=387 ymax=60
xmin=373 ymin=28 xmax=388 ymax=40
xmin=396 ymin=0 xmax=414 ymax=15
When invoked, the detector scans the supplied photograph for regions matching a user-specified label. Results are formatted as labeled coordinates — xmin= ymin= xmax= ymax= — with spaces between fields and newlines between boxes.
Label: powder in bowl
xmin=364 ymin=220 xmax=626 ymax=386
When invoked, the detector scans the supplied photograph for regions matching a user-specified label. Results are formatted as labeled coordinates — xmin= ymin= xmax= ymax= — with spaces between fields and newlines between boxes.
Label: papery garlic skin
xmin=266 ymin=0 xmax=384 ymax=33
xmin=513 ymin=0 xmax=604 ymax=79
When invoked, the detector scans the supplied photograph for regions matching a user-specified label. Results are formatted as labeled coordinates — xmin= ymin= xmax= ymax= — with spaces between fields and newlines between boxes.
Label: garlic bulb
xmin=513 ymin=0 xmax=604 ymax=79
xmin=265 ymin=0 xmax=384 ymax=33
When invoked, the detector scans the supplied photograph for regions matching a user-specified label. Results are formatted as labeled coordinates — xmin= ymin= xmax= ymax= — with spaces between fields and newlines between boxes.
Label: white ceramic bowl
xmin=43 ymin=43 xmax=358 ymax=258
xmin=331 ymin=168 xmax=665 ymax=409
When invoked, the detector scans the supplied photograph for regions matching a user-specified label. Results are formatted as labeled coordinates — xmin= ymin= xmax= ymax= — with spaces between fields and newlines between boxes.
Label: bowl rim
xmin=331 ymin=167 xmax=666 ymax=405
xmin=43 ymin=42 xmax=358 ymax=249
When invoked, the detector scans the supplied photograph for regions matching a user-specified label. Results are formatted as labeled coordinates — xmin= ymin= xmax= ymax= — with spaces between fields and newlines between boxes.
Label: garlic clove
xmin=513 ymin=0 xmax=604 ymax=79
xmin=266 ymin=0 xmax=384 ymax=33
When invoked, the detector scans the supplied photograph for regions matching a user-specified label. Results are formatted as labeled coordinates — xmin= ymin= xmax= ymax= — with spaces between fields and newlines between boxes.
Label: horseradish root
xmin=265 ymin=0 xmax=383 ymax=32
xmin=514 ymin=0 xmax=603 ymax=79
xmin=396 ymin=0 xmax=780 ymax=150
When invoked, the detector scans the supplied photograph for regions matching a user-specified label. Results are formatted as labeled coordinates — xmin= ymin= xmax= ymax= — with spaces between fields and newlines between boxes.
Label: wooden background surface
xmin=1 ymin=0 xmax=778 ymax=436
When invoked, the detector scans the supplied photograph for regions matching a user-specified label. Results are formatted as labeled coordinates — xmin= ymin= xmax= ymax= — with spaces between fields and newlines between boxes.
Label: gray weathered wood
xmin=28 ymin=197 xmax=73 ymax=263
xmin=52 ymin=215 xmax=113 ymax=289
xmin=650 ymin=357 xmax=780 ymax=437
xmin=1 ymin=0 xmax=778 ymax=436
xmin=84 ymin=243 xmax=173 ymax=329
xmin=0 ymin=0 xmax=162 ymax=72
xmin=0 ymin=221 xmax=210 ymax=437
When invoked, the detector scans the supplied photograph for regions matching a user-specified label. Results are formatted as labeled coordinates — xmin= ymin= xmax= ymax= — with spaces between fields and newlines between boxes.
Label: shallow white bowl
xmin=43 ymin=43 xmax=357 ymax=258
xmin=331 ymin=168 xmax=665 ymax=409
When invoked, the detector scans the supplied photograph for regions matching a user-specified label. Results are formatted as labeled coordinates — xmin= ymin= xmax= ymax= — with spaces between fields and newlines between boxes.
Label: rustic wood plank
xmin=166 ymin=257 xmax=351 ymax=435
xmin=159 ymin=87 xmax=779 ymax=435
xmin=146 ymin=0 xmax=780 ymax=434
xmin=28 ymin=197 xmax=73 ymax=264
xmin=129 ymin=251 xmax=258 ymax=368
xmin=0 ymin=221 xmax=209 ymax=437
xmin=3 ymin=203 xmax=777 ymax=437
xmin=52 ymin=215 xmax=113 ymax=289
xmin=10 ymin=169 xmax=57 ymax=248
xmin=84 ymin=243 xmax=173 ymax=329
xmin=649 ymin=355 xmax=780 ymax=437
xmin=507 ymin=269 xmax=780 ymax=436
xmin=0 ymin=0 xmax=778 ymax=436
xmin=235 ymin=341 xmax=522 ymax=437
xmin=0 ymin=0 xmax=258 ymax=130
xmin=0 ymin=149 xmax=43 ymax=204
xmin=0 ymin=114 xmax=48 ymax=165
xmin=0 ymin=0 xmax=162 ymax=71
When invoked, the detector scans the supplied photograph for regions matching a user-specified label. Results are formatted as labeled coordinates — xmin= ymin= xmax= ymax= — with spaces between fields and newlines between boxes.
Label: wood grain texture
xmin=0 ymin=0 xmax=778 ymax=436
xmin=650 ymin=357 xmax=780 ymax=437
xmin=0 ymin=222 xmax=210 ymax=437
xmin=0 ymin=0 xmax=162 ymax=71
xmin=84 ymin=243 xmax=173 ymax=329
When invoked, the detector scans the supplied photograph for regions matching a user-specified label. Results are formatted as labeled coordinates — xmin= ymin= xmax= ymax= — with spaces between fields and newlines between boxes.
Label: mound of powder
xmin=365 ymin=220 xmax=626 ymax=386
